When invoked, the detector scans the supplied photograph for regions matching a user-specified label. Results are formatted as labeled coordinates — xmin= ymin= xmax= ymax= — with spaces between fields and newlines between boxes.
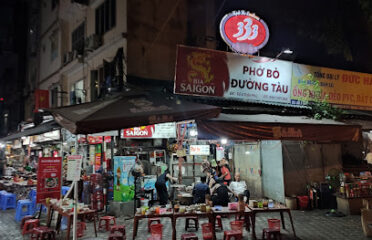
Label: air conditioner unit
xmin=63 ymin=51 xmax=74 ymax=65
xmin=85 ymin=34 xmax=102 ymax=52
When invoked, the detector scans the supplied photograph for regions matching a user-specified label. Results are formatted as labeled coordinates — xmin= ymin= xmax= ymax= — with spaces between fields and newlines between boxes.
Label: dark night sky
xmin=216 ymin=0 xmax=372 ymax=74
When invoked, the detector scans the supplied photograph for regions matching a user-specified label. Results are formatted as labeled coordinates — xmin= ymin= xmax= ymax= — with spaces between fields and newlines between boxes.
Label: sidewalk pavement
xmin=0 ymin=208 xmax=369 ymax=239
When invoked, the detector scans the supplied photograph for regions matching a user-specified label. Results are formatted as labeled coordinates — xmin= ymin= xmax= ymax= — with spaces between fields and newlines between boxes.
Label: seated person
xmin=210 ymin=179 xmax=236 ymax=207
xmin=192 ymin=176 xmax=210 ymax=204
xmin=229 ymin=173 xmax=250 ymax=203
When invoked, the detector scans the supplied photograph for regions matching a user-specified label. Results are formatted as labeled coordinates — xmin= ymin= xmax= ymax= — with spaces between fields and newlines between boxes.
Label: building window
xmin=70 ymin=80 xmax=85 ymax=105
xmin=51 ymin=0 xmax=59 ymax=10
xmin=95 ymin=0 xmax=116 ymax=36
xmin=50 ymin=87 xmax=59 ymax=108
xmin=50 ymin=30 xmax=59 ymax=61
xmin=72 ymin=21 xmax=85 ymax=54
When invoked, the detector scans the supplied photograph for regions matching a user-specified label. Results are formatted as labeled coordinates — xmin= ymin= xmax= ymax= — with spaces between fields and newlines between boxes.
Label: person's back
xmin=193 ymin=176 xmax=209 ymax=203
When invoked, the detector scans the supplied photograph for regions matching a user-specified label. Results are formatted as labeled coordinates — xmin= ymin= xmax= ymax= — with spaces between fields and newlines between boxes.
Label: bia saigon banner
xmin=113 ymin=156 xmax=136 ymax=202
xmin=174 ymin=45 xmax=292 ymax=105
xmin=291 ymin=63 xmax=372 ymax=110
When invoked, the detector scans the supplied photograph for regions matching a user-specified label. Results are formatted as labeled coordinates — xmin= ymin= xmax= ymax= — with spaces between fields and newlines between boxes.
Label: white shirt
xmin=230 ymin=181 xmax=247 ymax=195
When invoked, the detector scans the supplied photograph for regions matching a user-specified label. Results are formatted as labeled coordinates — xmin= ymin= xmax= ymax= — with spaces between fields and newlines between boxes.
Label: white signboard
xmin=190 ymin=145 xmax=210 ymax=155
xmin=216 ymin=147 xmax=225 ymax=161
xmin=225 ymin=54 xmax=292 ymax=104
xmin=121 ymin=122 xmax=176 ymax=139
xmin=67 ymin=155 xmax=82 ymax=181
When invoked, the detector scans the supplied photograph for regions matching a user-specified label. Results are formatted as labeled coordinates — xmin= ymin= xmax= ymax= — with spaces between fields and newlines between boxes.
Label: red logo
xmin=220 ymin=11 xmax=269 ymax=54
xmin=123 ymin=125 xmax=155 ymax=138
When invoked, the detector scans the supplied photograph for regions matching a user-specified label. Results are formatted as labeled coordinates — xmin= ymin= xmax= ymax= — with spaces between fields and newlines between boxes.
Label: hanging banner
xmin=87 ymin=136 xmax=111 ymax=144
xmin=34 ymin=89 xmax=49 ymax=112
xmin=113 ymin=156 xmax=136 ymax=202
xmin=121 ymin=122 xmax=176 ymax=138
xmin=291 ymin=63 xmax=372 ymax=110
xmin=174 ymin=45 xmax=292 ymax=105
xmin=36 ymin=157 xmax=62 ymax=203
xmin=66 ymin=155 xmax=82 ymax=181
xmin=95 ymin=153 xmax=102 ymax=172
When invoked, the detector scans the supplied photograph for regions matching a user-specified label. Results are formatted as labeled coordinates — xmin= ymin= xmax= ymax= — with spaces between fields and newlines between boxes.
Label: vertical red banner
xmin=36 ymin=157 xmax=62 ymax=204
xmin=34 ymin=89 xmax=50 ymax=112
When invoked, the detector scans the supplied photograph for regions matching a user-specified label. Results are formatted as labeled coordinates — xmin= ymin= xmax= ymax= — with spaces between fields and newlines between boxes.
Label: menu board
xmin=66 ymin=155 xmax=82 ymax=181
xmin=189 ymin=145 xmax=210 ymax=155
xmin=36 ymin=157 xmax=62 ymax=203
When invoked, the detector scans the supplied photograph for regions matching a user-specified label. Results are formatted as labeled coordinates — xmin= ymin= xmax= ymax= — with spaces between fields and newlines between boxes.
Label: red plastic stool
xmin=22 ymin=219 xmax=40 ymax=235
xmin=99 ymin=216 xmax=116 ymax=231
xmin=185 ymin=216 xmax=199 ymax=231
xmin=223 ymin=230 xmax=242 ymax=240
xmin=108 ymin=232 xmax=126 ymax=240
xmin=262 ymin=228 xmax=281 ymax=240
xmin=20 ymin=215 xmax=35 ymax=229
xmin=150 ymin=223 xmax=163 ymax=239
xmin=201 ymin=223 xmax=213 ymax=240
xmin=181 ymin=233 xmax=198 ymax=240
xmin=30 ymin=226 xmax=56 ymax=240
xmin=111 ymin=224 xmax=126 ymax=236
xmin=147 ymin=236 xmax=161 ymax=240
xmin=147 ymin=218 xmax=161 ymax=232
xmin=215 ymin=215 xmax=223 ymax=230
xmin=235 ymin=214 xmax=250 ymax=231
xmin=77 ymin=222 xmax=87 ymax=238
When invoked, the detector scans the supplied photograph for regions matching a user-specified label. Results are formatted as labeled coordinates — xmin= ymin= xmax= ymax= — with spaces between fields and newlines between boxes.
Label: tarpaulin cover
xmin=49 ymin=91 xmax=221 ymax=134
xmin=196 ymin=114 xmax=361 ymax=142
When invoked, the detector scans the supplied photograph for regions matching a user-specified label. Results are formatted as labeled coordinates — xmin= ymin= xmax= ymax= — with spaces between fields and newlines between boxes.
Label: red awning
xmin=196 ymin=114 xmax=361 ymax=142
xmin=49 ymin=91 xmax=221 ymax=134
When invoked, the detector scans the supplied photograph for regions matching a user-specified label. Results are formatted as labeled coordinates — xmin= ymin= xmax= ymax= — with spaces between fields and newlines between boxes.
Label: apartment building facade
xmin=28 ymin=0 xmax=216 ymax=116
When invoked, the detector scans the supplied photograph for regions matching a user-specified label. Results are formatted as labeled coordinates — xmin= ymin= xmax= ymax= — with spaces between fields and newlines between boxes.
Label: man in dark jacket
xmin=192 ymin=176 xmax=209 ymax=204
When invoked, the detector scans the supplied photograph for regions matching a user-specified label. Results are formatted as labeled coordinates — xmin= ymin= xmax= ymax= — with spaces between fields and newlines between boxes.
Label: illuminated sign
xmin=220 ymin=10 xmax=269 ymax=54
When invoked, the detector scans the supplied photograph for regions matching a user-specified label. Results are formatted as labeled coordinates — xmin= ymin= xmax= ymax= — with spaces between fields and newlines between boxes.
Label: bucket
xmin=285 ymin=197 xmax=297 ymax=210
xmin=141 ymin=198 xmax=149 ymax=207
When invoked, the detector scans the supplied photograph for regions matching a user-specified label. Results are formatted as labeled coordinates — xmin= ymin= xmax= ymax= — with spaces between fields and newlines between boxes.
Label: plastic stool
xmin=262 ymin=228 xmax=281 ymax=240
xmin=29 ymin=189 xmax=37 ymax=200
xmin=77 ymin=222 xmax=87 ymax=238
xmin=223 ymin=230 xmax=242 ymax=240
xmin=147 ymin=218 xmax=161 ymax=232
xmin=0 ymin=193 xmax=16 ymax=210
xmin=20 ymin=215 xmax=34 ymax=229
xmin=15 ymin=199 xmax=34 ymax=221
xmin=181 ymin=233 xmax=198 ymax=240
xmin=235 ymin=214 xmax=250 ymax=231
xmin=61 ymin=186 xmax=70 ymax=196
xmin=31 ymin=226 xmax=56 ymax=240
xmin=110 ymin=225 xmax=126 ymax=236
xmin=99 ymin=216 xmax=116 ymax=231
xmin=108 ymin=232 xmax=126 ymax=240
xmin=201 ymin=223 xmax=213 ymax=240
xmin=215 ymin=215 xmax=223 ymax=230
xmin=150 ymin=223 xmax=163 ymax=239
xmin=185 ymin=216 xmax=199 ymax=231
xmin=22 ymin=219 xmax=40 ymax=235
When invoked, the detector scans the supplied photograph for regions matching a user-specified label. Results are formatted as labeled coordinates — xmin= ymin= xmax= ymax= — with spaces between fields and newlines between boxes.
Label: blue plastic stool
xmin=1 ymin=193 xmax=16 ymax=210
xmin=0 ymin=190 xmax=7 ymax=202
xmin=15 ymin=199 xmax=34 ymax=222
xmin=29 ymin=189 xmax=37 ymax=200
xmin=62 ymin=186 xmax=70 ymax=196
xmin=30 ymin=195 xmax=46 ymax=214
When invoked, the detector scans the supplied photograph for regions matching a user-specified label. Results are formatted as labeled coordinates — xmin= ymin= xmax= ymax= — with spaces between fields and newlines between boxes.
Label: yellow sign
xmin=291 ymin=63 xmax=372 ymax=110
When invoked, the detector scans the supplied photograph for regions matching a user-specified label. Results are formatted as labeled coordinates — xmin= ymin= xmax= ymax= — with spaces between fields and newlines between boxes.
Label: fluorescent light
xmin=283 ymin=49 xmax=293 ymax=54
xmin=245 ymin=151 xmax=250 ymax=155
xmin=221 ymin=138 xmax=228 ymax=144
xmin=189 ymin=129 xmax=198 ymax=137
